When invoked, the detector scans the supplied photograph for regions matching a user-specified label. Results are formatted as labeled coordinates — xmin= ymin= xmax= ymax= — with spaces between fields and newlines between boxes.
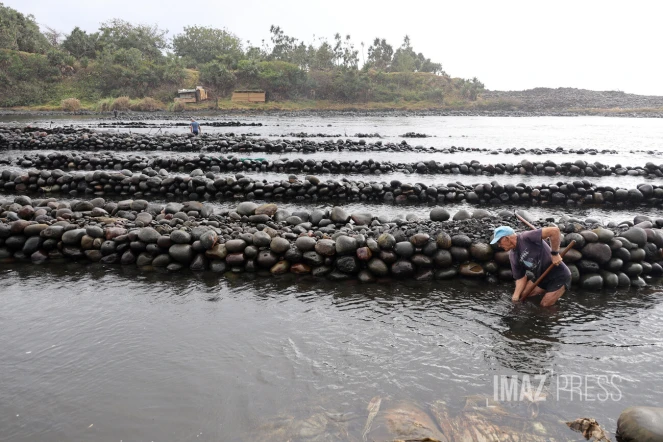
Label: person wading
xmin=491 ymin=226 xmax=572 ymax=306
xmin=189 ymin=117 xmax=202 ymax=136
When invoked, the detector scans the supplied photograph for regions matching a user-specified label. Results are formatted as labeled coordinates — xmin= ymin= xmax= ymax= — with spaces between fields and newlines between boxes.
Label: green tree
xmin=366 ymin=38 xmax=393 ymax=71
xmin=267 ymin=25 xmax=297 ymax=62
xmin=256 ymin=60 xmax=308 ymax=99
xmin=172 ymin=26 xmax=243 ymax=67
xmin=200 ymin=60 xmax=237 ymax=98
xmin=310 ymin=40 xmax=334 ymax=70
xmin=162 ymin=53 xmax=187 ymax=84
xmin=97 ymin=19 xmax=168 ymax=60
xmin=62 ymin=26 xmax=98 ymax=59
xmin=390 ymin=35 xmax=417 ymax=72
xmin=0 ymin=3 xmax=50 ymax=53
xmin=389 ymin=35 xmax=443 ymax=74
xmin=236 ymin=58 xmax=261 ymax=87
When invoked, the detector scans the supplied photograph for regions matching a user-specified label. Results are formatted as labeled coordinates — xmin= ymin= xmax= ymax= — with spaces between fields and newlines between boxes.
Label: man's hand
xmin=512 ymin=292 xmax=521 ymax=302
xmin=552 ymin=254 xmax=562 ymax=266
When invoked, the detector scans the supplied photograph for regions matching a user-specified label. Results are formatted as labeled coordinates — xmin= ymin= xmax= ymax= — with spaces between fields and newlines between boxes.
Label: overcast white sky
xmin=6 ymin=0 xmax=663 ymax=95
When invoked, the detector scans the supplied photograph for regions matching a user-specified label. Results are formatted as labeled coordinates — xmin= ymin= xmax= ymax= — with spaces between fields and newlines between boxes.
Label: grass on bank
xmin=7 ymin=96 xmax=663 ymax=114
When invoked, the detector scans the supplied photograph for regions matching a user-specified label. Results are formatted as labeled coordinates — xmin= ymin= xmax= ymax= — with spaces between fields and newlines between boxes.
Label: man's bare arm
xmin=512 ymin=276 xmax=527 ymax=302
xmin=541 ymin=226 xmax=563 ymax=266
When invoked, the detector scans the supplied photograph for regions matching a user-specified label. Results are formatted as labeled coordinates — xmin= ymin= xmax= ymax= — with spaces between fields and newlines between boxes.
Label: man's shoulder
xmin=520 ymin=229 xmax=542 ymax=243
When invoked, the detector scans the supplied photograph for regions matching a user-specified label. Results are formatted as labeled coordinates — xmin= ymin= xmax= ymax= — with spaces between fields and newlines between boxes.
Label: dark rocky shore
xmin=2 ymin=195 xmax=661 ymax=290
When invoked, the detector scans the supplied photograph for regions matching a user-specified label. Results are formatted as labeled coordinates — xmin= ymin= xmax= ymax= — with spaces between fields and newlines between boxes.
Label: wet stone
xmin=167 ymin=230 xmax=190 ymax=246
xmin=581 ymin=242 xmax=612 ymax=265
xmin=315 ymin=239 xmax=336 ymax=256
xmin=254 ymin=203 xmax=277 ymax=217
xmin=335 ymin=236 xmax=358 ymax=255
xmin=621 ymin=227 xmax=647 ymax=247
xmin=225 ymin=239 xmax=247 ymax=253
xmin=236 ymin=202 xmax=258 ymax=216
xmin=377 ymin=233 xmax=396 ymax=250
xmin=460 ymin=262 xmax=485 ymax=277
xmin=169 ymin=244 xmax=194 ymax=264
xmin=409 ymin=233 xmax=429 ymax=248
xmin=137 ymin=227 xmax=160 ymax=244
xmin=436 ymin=232 xmax=452 ymax=249
xmin=469 ymin=243 xmax=493 ymax=261
xmin=450 ymin=246 xmax=470 ymax=263
xmin=336 ymin=256 xmax=359 ymax=274
xmin=62 ymin=229 xmax=86 ymax=246
xmin=295 ymin=236 xmax=316 ymax=252
xmin=394 ymin=241 xmax=415 ymax=258
xmin=430 ymin=207 xmax=450 ymax=222
xmin=270 ymin=260 xmax=290 ymax=275
xmin=356 ymin=246 xmax=372 ymax=261
xmin=330 ymin=207 xmax=350 ymax=223
xmin=451 ymin=234 xmax=472 ymax=248
xmin=391 ymin=260 xmax=415 ymax=278
xmin=268 ymin=237 xmax=289 ymax=254
xmin=580 ymin=273 xmax=603 ymax=290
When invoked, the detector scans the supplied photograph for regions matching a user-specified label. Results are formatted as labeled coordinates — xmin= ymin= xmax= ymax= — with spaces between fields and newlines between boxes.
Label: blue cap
xmin=490 ymin=226 xmax=515 ymax=244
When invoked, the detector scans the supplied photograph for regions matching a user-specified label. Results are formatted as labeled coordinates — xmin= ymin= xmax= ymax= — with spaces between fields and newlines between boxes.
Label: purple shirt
xmin=509 ymin=229 xmax=570 ymax=280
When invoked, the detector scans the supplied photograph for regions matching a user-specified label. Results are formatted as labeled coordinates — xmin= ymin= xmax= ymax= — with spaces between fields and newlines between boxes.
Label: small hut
xmin=231 ymin=90 xmax=266 ymax=103
xmin=175 ymin=86 xmax=208 ymax=103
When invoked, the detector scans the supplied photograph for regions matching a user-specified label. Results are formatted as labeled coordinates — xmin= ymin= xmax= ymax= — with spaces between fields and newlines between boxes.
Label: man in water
xmin=491 ymin=225 xmax=571 ymax=306
xmin=189 ymin=117 xmax=201 ymax=135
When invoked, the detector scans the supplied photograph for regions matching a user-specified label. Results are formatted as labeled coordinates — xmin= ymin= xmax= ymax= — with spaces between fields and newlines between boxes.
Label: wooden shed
xmin=175 ymin=86 xmax=208 ymax=103
xmin=231 ymin=90 xmax=266 ymax=103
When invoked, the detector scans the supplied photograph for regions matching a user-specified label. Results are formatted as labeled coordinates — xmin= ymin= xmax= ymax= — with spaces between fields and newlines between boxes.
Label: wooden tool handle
xmin=515 ymin=213 xmax=537 ymax=231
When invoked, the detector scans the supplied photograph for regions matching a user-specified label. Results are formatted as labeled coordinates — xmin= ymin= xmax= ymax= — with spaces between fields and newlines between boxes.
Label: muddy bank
xmin=8 ymin=151 xmax=663 ymax=179
xmin=1 ymin=195 xmax=662 ymax=290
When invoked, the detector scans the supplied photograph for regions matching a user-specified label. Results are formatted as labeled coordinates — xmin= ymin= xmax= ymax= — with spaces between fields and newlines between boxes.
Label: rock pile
xmin=2 ymin=168 xmax=663 ymax=208
xmin=95 ymin=121 xmax=263 ymax=128
xmin=9 ymin=152 xmax=663 ymax=178
xmin=1 ymin=196 xmax=661 ymax=290
xmin=0 ymin=127 xmax=621 ymax=155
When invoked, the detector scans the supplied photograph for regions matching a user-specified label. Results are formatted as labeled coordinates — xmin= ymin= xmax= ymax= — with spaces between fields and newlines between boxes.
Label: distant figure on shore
xmin=114 ymin=110 xmax=118 ymax=118
xmin=190 ymin=118 xmax=201 ymax=136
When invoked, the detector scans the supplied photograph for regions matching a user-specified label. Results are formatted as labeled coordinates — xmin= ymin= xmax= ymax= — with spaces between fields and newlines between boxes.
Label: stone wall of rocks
xmin=1 ymin=196 xmax=661 ymax=290
xmin=1 ymin=167 xmax=662 ymax=208
xmin=7 ymin=152 xmax=663 ymax=178
xmin=0 ymin=127 xmax=620 ymax=155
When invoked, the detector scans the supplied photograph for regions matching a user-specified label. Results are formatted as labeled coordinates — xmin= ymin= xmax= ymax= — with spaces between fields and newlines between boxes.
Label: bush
xmin=171 ymin=100 xmax=186 ymax=112
xmin=95 ymin=98 xmax=113 ymax=112
xmin=61 ymin=98 xmax=81 ymax=111
xmin=111 ymin=96 xmax=130 ymax=111
xmin=130 ymin=97 xmax=164 ymax=111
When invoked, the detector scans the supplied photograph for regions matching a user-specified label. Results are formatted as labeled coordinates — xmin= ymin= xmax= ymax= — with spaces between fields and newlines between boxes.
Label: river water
xmin=2 ymin=115 xmax=663 ymax=441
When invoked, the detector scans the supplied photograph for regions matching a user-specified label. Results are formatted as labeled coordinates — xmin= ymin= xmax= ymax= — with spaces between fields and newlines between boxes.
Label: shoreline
xmin=2 ymin=108 xmax=663 ymax=119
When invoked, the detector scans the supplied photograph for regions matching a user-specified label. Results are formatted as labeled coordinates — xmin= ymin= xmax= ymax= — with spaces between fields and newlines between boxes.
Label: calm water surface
xmin=2 ymin=263 xmax=663 ymax=441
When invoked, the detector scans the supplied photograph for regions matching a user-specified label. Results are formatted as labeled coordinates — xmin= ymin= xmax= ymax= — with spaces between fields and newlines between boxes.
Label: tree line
xmin=0 ymin=2 xmax=485 ymax=107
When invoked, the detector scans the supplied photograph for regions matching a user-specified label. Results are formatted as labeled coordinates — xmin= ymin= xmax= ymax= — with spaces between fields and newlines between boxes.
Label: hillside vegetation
xmin=0 ymin=3 xmax=484 ymax=109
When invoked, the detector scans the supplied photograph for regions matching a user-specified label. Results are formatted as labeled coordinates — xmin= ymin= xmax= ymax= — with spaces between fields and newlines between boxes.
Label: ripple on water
xmin=0 ymin=262 xmax=662 ymax=440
